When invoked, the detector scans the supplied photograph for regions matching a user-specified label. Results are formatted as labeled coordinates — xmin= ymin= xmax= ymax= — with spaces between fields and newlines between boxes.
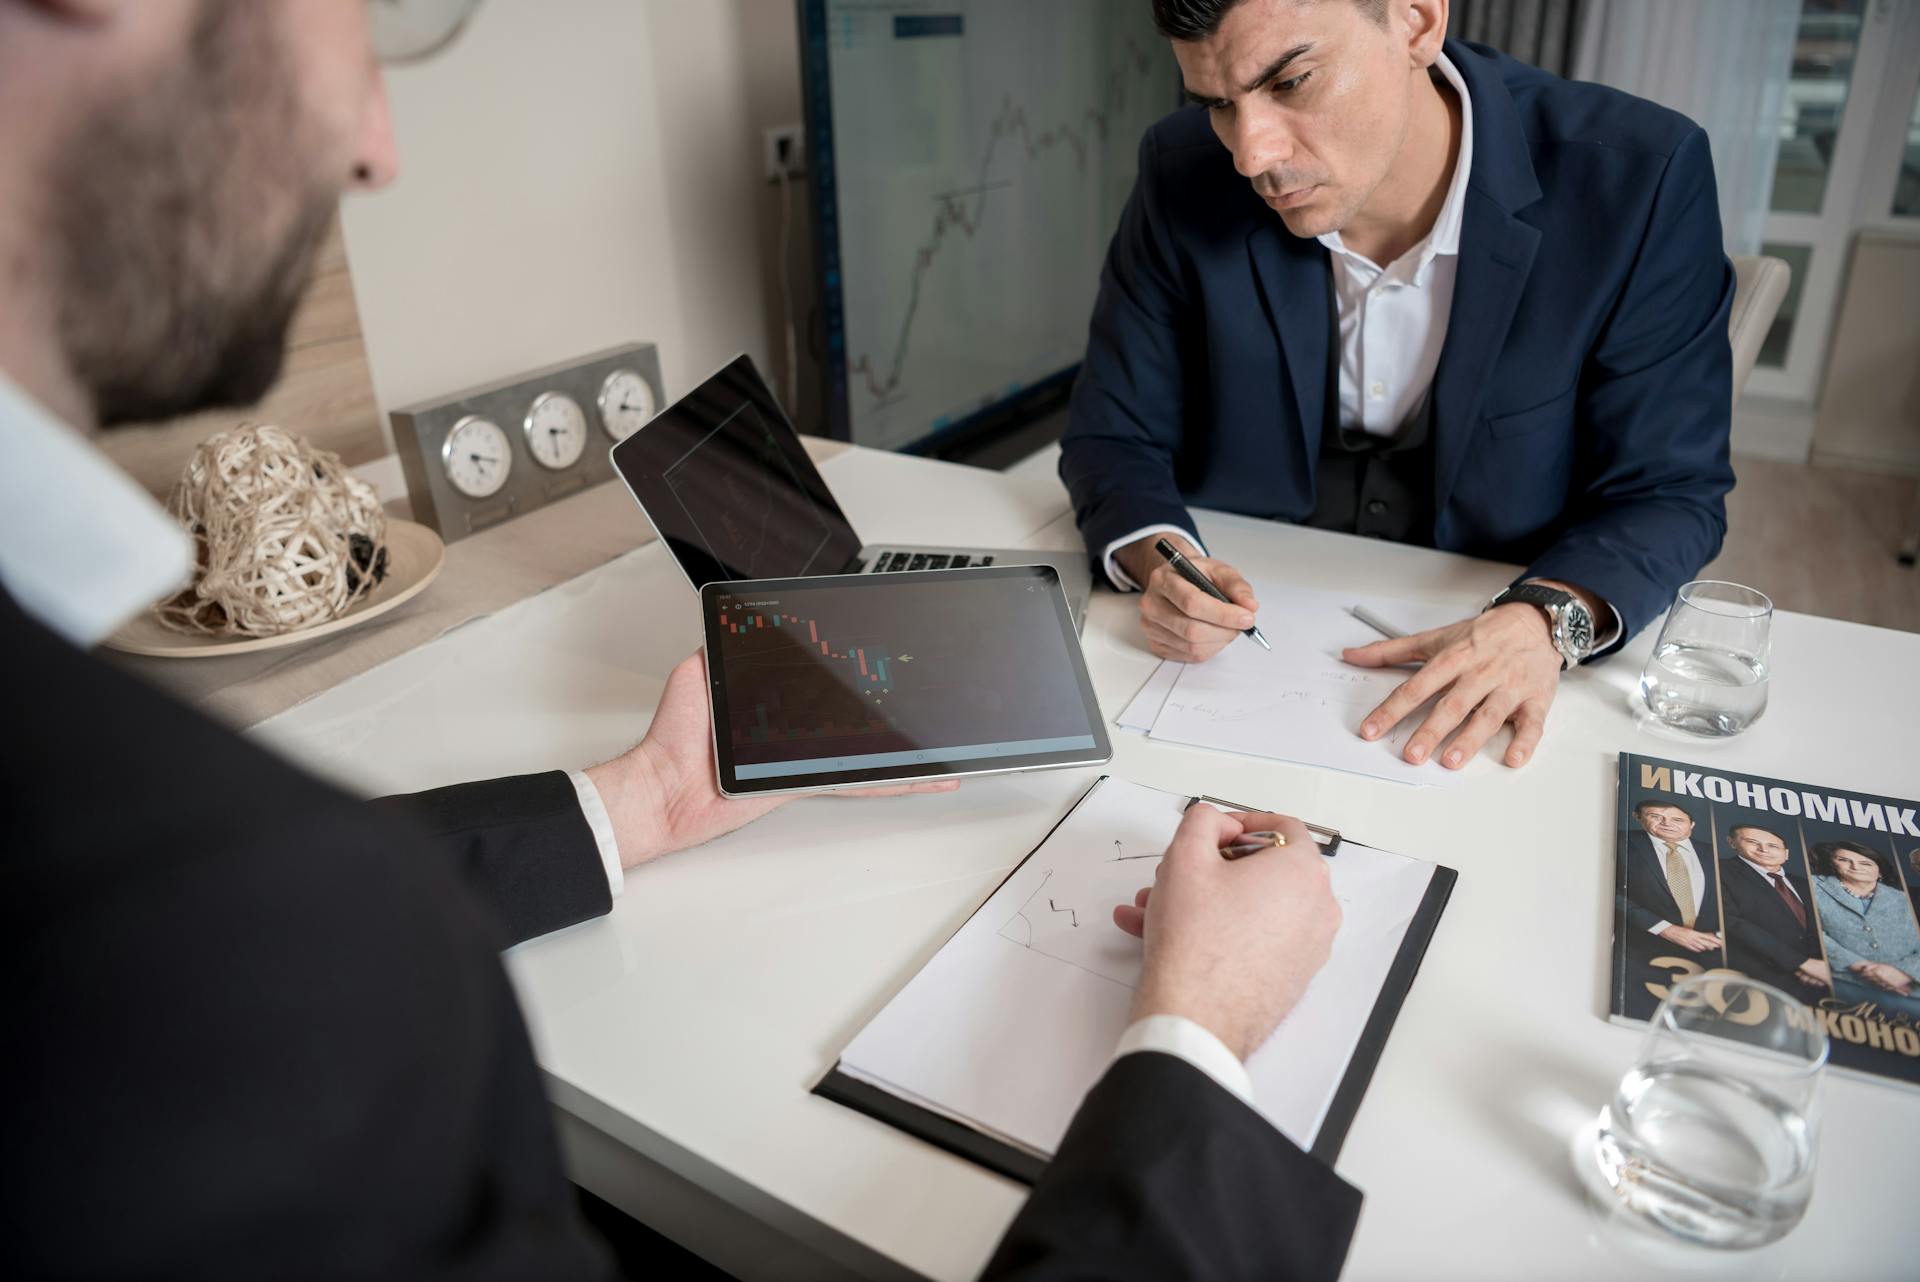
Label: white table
xmin=254 ymin=445 xmax=1920 ymax=1281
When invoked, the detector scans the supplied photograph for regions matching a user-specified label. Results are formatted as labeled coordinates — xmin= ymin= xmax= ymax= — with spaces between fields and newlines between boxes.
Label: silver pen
xmin=1347 ymin=604 xmax=1404 ymax=641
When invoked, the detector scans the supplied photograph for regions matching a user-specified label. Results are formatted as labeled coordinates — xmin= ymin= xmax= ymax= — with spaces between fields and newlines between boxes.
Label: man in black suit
xmin=1616 ymin=800 xmax=1723 ymax=1018
xmin=1 ymin=1 xmax=1360 ymax=1278
xmin=1719 ymin=824 xmax=1832 ymax=1005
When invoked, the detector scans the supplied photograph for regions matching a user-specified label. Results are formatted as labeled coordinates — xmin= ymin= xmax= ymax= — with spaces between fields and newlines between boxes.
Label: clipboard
xmin=813 ymin=776 xmax=1457 ymax=1184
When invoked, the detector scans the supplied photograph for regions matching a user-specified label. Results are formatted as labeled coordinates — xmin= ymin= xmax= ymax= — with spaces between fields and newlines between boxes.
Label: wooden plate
xmin=102 ymin=519 xmax=445 ymax=659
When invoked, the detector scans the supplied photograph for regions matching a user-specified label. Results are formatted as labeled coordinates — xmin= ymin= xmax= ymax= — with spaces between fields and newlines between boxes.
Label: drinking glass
xmin=1639 ymin=581 xmax=1772 ymax=736
xmin=1591 ymin=974 xmax=1827 ymax=1248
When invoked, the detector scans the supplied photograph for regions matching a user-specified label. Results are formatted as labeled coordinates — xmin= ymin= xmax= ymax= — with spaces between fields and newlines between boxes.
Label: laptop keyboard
xmin=871 ymin=550 xmax=993 ymax=573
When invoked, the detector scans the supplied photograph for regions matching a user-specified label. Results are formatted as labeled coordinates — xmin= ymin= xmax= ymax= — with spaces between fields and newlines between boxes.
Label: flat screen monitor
xmin=799 ymin=0 xmax=1180 ymax=454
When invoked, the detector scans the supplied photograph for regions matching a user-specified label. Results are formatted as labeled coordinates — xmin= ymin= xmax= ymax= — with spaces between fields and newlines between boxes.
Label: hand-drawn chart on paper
xmin=835 ymin=776 xmax=1445 ymax=1161
xmin=1148 ymin=583 xmax=1473 ymax=786
xmin=992 ymin=783 xmax=1185 ymax=990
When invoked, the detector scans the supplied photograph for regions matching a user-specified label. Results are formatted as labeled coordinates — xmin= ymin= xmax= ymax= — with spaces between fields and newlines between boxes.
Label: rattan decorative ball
xmin=155 ymin=423 xmax=390 ymax=638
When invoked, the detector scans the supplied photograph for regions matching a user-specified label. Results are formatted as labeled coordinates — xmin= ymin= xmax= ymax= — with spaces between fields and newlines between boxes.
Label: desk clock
xmin=390 ymin=341 xmax=664 ymax=542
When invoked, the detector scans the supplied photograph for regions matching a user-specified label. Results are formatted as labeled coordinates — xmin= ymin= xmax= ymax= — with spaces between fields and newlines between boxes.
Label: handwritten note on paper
xmin=833 ymin=778 xmax=1441 ymax=1157
xmin=1146 ymin=583 xmax=1474 ymax=787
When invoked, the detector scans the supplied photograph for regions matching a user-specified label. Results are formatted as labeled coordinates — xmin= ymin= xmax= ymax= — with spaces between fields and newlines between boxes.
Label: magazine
xmin=1612 ymin=753 xmax=1920 ymax=1089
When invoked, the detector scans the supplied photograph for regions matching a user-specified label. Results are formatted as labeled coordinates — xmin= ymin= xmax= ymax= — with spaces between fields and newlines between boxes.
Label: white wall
xmin=339 ymin=0 xmax=802 ymax=428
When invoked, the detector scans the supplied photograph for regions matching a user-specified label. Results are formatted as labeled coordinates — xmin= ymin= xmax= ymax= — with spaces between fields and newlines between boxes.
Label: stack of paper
xmin=1118 ymin=583 xmax=1475 ymax=787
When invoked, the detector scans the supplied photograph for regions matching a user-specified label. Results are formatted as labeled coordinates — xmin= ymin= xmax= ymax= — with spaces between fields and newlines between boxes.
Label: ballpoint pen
xmin=1154 ymin=537 xmax=1270 ymax=651
xmin=1219 ymin=830 xmax=1288 ymax=860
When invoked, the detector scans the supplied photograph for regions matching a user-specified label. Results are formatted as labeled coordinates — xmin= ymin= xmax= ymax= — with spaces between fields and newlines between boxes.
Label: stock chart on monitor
xmin=802 ymin=1 xmax=1180 ymax=452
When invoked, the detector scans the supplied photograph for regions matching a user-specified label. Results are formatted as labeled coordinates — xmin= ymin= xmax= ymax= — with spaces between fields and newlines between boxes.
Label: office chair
xmin=1727 ymin=254 xmax=1791 ymax=404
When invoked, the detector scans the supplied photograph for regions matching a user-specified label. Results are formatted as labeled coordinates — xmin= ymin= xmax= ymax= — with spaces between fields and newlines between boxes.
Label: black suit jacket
xmin=1719 ymin=857 xmax=1825 ymax=1001
xmin=1618 ymin=832 xmax=1721 ymax=942
xmin=1 ymin=589 xmax=1358 ymax=1278
xmin=1616 ymin=833 xmax=1723 ymax=1019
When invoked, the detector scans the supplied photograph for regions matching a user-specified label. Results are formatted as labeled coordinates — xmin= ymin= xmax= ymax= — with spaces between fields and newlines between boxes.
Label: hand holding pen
xmin=1116 ymin=532 xmax=1267 ymax=663
xmin=1111 ymin=806 xmax=1340 ymax=1061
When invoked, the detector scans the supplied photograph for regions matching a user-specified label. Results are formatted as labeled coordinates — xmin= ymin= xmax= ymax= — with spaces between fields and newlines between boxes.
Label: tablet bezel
xmin=701 ymin=564 xmax=1111 ymax=797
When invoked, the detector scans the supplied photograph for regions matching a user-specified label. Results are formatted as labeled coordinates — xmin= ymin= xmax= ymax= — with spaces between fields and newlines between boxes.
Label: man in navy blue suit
xmin=1065 ymin=0 xmax=1734 ymax=772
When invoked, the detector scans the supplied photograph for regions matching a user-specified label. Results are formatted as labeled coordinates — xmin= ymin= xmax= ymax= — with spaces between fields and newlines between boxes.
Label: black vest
xmin=1301 ymin=260 xmax=1438 ymax=544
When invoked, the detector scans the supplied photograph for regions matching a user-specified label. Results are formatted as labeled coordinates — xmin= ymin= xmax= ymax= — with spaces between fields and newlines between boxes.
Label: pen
xmin=1187 ymin=793 xmax=1345 ymax=855
xmin=1220 ymin=830 xmax=1288 ymax=860
xmin=1347 ymin=604 xmax=1404 ymax=640
xmin=1154 ymin=538 xmax=1270 ymax=651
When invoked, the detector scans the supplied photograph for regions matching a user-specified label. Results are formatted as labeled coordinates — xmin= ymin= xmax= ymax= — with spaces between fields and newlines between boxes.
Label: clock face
xmin=597 ymin=368 xmax=657 ymax=441
xmin=441 ymin=415 xmax=512 ymax=499
xmin=524 ymin=392 xmax=589 ymax=470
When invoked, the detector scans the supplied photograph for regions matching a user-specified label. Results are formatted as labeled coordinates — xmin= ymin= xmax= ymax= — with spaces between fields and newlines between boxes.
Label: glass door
xmin=1746 ymin=0 xmax=1916 ymax=404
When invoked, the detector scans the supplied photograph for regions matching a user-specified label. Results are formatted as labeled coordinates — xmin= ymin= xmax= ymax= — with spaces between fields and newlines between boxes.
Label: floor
xmin=1706 ymin=457 xmax=1920 ymax=634
xmin=988 ymin=444 xmax=1920 ymax=635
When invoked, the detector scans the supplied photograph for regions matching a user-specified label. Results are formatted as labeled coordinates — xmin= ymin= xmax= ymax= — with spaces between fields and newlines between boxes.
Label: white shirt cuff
xmin=1101 ymin=524 xmax=1207 ymax=592
xmin=566 ymin=768 xmax=624 ymax=899
xmin=1113 ymin=1013 xmax=1255 ymax=1106
xmin=1596 ymin=601 xmax=1624 ymax=649
xmin=1648 ymin=920 xmax=1672 ymax=936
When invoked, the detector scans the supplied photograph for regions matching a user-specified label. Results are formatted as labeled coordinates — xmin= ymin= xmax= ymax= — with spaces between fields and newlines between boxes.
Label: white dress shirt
xmin=1 ymin=371 xmax=1248 ymax=1101
xmin=1644 ymin=834 xmax=1706 ymax=936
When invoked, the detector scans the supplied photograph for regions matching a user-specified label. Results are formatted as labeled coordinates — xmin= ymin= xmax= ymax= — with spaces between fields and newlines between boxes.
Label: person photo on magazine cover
xmin=1811 ymin=840 xmax=1920 ymax=1022
xmin=1719 ymin=823 xmax=1830 ymax=1006
xmin=1617 ymin=800 xmax=1723 ymax=1018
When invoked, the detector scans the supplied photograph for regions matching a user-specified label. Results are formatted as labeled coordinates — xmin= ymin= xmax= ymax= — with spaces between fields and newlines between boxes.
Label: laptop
xmin=609 ymin=354 xmax=1092 ymax=624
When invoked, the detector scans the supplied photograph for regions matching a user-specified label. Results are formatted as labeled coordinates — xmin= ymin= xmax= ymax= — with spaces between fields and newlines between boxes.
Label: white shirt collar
xmin=1316 ymin=49 xmax=1474 ymax=279
xmin=1739 ymin=856 xmax=1798 ymax=888
xmin=0 ymin=373 xmax=193 ymax=647
xmin=1647 ymin=832 xmax=1696 ymax=855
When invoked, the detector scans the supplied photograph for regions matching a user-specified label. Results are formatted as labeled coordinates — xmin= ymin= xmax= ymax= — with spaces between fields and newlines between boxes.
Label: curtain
xmin=1572 ymin=0 xmax=1801 ymax=253
xmin=1448 ymin=0 xmax=1588 ymax=78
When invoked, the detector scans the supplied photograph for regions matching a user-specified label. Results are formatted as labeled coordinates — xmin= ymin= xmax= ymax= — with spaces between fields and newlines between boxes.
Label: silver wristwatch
xmin=1486 ymin=584 xmax=1595 ymax=670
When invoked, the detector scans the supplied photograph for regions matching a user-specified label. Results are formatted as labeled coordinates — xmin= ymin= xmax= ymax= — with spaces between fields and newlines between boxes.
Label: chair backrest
xmin=1728 ymin=254 xmax=1791 ymax=404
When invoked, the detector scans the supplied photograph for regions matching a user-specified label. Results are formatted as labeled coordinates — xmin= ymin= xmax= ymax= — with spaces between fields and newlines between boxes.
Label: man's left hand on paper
xmin=1339 ymin=579 xmax=1605 ymax=771
xmin=585 ymin=651 xmax=959 ymax=870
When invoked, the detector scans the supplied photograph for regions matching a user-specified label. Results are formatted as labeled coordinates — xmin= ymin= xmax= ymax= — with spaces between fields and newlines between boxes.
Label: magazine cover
xmin=1613 ymin=753 xmax=1920 ymax=1089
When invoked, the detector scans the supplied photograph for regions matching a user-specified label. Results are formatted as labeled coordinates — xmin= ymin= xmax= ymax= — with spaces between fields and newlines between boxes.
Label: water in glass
xmin=1588 ymin=974 xmax=1825 ymax=1249
xmin=1640 ymin=581 xmax=1772 ymax=737
xmin=1640 ymin=643 xmax=1768 ymax=736
xmin=1595 ymin=1059 xmax=1814 ymax=1248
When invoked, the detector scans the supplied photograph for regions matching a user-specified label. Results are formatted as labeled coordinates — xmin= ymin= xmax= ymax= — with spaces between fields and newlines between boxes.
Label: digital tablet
xmin=702 ymin=565 xmax=1111 ymax=796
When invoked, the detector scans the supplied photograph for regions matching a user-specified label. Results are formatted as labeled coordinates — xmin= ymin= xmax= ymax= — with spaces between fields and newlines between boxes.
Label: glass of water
xmin=1639 ymin=580 xmax=1772 ymax=736
xmin=1592 ymin=974 xmax=1827 ymax=1248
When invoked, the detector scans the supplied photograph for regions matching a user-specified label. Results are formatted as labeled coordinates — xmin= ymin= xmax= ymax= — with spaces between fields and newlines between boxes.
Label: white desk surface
xmin=254 ymin=445 xmax=1920 ymax=1282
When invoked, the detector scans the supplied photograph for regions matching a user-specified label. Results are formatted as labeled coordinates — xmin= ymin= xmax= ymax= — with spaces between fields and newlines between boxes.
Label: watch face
xmin=597 ymin=368 xmax=656 ymax=440
xmin=524 ymin=392 xmax=589 ymax=470
xmin=442 ymin=415 xmax=512 ymax=498
xmin=1559 ymin=601 xmax=1596 ymax=658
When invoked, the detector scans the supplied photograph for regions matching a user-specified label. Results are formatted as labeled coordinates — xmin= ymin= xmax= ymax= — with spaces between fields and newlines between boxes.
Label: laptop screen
xmin=611 ymin=355 xmax=865 ymax=586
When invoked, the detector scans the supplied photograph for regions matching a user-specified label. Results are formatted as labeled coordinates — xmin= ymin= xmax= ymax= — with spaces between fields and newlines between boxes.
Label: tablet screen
xmin=704 ymin=565 xmax=1109 ymax=794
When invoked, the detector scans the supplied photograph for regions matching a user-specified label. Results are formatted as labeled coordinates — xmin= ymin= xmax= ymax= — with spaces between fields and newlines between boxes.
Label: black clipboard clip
xmin=1185 ymin=793 xmax=1344 ymax=855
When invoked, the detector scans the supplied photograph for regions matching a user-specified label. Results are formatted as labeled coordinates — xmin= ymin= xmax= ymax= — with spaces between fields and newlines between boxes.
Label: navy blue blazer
xmin=1060 ymin=41 xmax=1735 ymax=651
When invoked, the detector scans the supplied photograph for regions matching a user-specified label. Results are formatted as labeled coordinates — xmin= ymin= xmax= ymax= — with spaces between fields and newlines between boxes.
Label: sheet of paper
xmin=1147 ymin=584 xmax=1474 ymax=786
xmin=838 ymin=778 xmax=1439 ymax=1157
xmin=1116 ymin=659 xmax=1181 ymax=733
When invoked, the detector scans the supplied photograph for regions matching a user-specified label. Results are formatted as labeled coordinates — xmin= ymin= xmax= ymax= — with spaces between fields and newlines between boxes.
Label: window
xmin=1769 ymin=0 xmax=1864 ymax=215
xmin=1893 ymin=75 xmax=1920 ymax=217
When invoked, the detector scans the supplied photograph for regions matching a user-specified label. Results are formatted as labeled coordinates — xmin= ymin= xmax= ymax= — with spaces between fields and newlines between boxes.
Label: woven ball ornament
xmin=156 ymin=424 xmax=389 ymax=638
